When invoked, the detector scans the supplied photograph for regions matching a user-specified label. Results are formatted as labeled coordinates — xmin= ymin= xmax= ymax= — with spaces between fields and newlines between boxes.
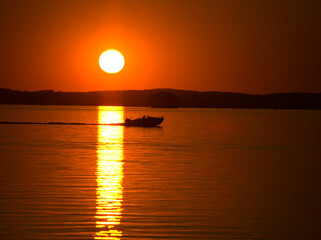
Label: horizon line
xmin=1 ymin=87 xmax=321 ymax=96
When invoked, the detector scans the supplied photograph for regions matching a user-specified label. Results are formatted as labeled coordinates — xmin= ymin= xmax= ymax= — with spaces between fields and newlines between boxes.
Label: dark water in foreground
xmin=0 ymin=105 xmax=320 ymax=240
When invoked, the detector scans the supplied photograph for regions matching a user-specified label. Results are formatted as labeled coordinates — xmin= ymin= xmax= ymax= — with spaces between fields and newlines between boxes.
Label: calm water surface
xmin=0 ymin=105 xmax=320 ymax=239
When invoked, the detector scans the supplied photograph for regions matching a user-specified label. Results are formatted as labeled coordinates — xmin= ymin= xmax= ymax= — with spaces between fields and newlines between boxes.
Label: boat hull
xmin=125 ymin=117 xmax=164 ymax=127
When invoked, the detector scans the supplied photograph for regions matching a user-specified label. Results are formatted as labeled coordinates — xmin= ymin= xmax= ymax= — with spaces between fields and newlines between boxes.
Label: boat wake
xmin=0 ymin=121 xmax=124 ymax=126
xmin=0 ymin=116 xmax=164 ymax=127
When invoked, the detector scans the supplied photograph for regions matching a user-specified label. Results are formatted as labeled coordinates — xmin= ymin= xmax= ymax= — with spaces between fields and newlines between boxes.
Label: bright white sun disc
xmin=99 ymin=50 xmax=125 ymax=74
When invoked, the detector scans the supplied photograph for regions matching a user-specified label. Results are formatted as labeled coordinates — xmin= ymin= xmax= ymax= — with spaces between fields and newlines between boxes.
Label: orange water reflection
xmin=95 ymin=106 xmax=124 ymax=239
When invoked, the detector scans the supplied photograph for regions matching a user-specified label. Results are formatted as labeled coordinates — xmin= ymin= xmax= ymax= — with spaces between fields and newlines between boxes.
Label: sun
xmin=99 ymin=49 xmax=125 ymax=74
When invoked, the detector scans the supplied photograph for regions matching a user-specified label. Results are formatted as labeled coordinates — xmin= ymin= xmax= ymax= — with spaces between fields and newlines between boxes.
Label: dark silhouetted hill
xmin=148 ymin=91 xmax=180 ymax=108
xmin=0 ymin=88 xmax=321 ymax=109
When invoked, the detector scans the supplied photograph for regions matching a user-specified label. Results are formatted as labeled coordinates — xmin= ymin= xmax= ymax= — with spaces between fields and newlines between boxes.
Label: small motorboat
xmin=125 ymin=116 xmax=164 ymax=127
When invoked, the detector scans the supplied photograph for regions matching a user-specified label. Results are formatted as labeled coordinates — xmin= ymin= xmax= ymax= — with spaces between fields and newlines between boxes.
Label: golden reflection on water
xmin=95 ymin=106 xmax=124 ymax=239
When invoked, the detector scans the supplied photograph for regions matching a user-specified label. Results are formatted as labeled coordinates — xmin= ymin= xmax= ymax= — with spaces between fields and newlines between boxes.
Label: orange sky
xmin=0 ymin=0 xmax=320 ymax=94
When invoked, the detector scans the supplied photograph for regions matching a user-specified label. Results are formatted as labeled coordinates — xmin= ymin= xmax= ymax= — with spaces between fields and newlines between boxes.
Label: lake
xmin=0 ymin=105 xmax=320 ymax=239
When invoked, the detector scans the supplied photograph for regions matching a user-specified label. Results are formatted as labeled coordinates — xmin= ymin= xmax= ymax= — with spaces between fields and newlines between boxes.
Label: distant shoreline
xmin=1 ymin=88 xmax=321 ymax=110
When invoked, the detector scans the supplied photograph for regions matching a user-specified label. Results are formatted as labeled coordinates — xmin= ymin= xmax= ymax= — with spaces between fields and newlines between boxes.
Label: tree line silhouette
xmin=0 ymin=88 xmax=321 ymax=109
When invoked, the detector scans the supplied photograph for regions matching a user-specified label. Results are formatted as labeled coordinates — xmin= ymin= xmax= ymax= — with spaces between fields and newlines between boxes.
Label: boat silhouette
xmin=125 ymin=116 xmax=164 ymax=127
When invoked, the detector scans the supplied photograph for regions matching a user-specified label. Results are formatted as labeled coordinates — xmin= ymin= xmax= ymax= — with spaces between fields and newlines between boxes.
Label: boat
xmin=125 ymin=116 xmax=164 ymax=127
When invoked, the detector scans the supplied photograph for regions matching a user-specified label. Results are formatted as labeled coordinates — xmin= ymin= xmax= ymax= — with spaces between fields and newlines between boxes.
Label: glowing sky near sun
xmin=0 ymin=0 xmax=320 ymax=93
